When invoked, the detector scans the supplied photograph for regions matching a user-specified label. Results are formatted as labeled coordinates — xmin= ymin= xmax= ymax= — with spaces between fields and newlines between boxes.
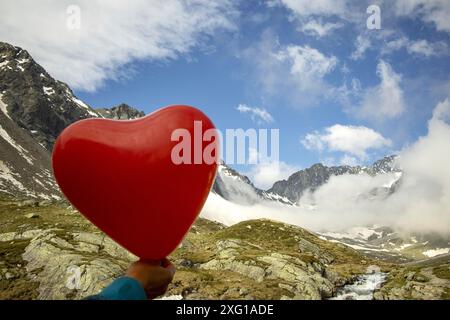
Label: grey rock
xmin=95 ymin=104 xmax=145 ymax=120
xmin=178 ymin=259 xmax=194 ymax=268
xmin=72 ymin=232 xmax=104 ymax=246
xmin=75 ymin=242 xmax=100 ymax=254
xmin=5 ymin=272 xmax=15 ymax=280
xmin=201 ymin=259 xmax=266 ymax=282
xmin=239 ymin=288 xmax=249 ymax=296
xmin=199 ymin=240 xmax=335 ymax=300
xmin=0 ymin=229 xmax=46 ymax=242
xmin=0 ymin=232 xmax=16 ymax=242
xmin=18 ymin=200 xmax=39 ymax=207
xmin=38 ymin=200 xmax=52 ymax=206
xmin=17 ymin=229 xmax=138 ymax=299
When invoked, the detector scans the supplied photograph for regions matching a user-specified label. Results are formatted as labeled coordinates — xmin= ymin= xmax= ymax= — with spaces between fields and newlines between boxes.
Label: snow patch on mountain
xmin=0 ymin=60 xmax=9 ymax=68
xmin=320 ymin=227 xmax=384 ymax=241
xmin=0 ymin=160 xmax=26 ymax=192
xmin=43 ymin=86 xmax=55 ymax=96
xmin=0 ymin=94 xmax=11 ymax=120
xmin=16 ymin=58 xmax=29 ymax=64
xmin=383 ymin=172 xmax=402 ymax=188
xmin=0 ymin=124 xmax=34 ymax=165
xmin=67 ymin=95 xmax=98 ymax=117
xmin=328 ymin=239 xmax=390 ymax=252
xmin=261 ymin=192 xmax=295 ymax=205
xmin=394 ymin=243 xmax=414 ymax=251
xmin=423 ymin=248 xmax=450 ymax=258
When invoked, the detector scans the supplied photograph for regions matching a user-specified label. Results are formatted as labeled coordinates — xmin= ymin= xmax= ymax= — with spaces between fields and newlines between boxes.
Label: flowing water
xmin=330 ymin=272 xmax=387 ymax=300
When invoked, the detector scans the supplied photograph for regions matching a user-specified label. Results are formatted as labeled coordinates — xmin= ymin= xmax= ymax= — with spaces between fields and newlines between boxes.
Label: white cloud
xmin=244 ymin=147 xmax=298 ymax=190
xmin=299 ymin=19 xmax=343 ymax=37
xmin=432 ymin=98 xmax=450 ymax=122
xmin=203 ymin=98 xmax=450 ymax=235
xmin=0 ymin=0 xmax=237 ymax=91
xmin=351 ymin=35 xmax=371 ymax=60
xmin=236 ymin=104 xmax=274 ymax=124
xmin=247 ymin=160 xmax=299 ymax=190
xmin=339 ymin=154 xmax=360 ymax=166
xmin=408 ymin=39 xmax=439 ymax=56
xmin=383 ymin=37 xmax=448 ymax=57
xmin=395 ymin=0 xmax=450 ymax=34
xmin=242 ymin=32 xmax=338 ymax=107
xmin=357 ymin=60 xmax=406 ymax=121
xmin=301 ymin=124 xmax=392 ymax=160
xmin=268 ymin=0 xmax=349 ymax=38
xmin=270 ymin=0 xmax=348 ymax=18
xmin=278 ymin=45 xmax=338 ymax=81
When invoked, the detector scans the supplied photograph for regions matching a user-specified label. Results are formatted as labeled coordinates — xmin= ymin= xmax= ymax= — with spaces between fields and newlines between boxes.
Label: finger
xmin=160 ymin=258 xmax=171 ymax=268
xmin=138 ymin=258 xmax=161 ymax=266
xmin=161 ymin=259 xmax=176 ymax=277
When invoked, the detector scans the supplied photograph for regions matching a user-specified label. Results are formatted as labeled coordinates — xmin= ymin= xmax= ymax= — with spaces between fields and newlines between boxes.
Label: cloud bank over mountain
xmin=202 ymin=98 xmax=450 ymax=235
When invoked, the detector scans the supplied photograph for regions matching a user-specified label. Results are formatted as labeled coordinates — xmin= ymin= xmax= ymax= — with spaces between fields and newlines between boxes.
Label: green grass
xmin=214 ymin=220 xmax=300 ymax=249
xmin=169 ymin=268 xmax=292 ymax=299
xmin=442 ymin=288 xmax=450 ymax=300
xmin=0 ymin=197 xmax=97 ymax=236
xmin=213 ymin=219 xmax=365 ymax=263
xmin=433 ymin=265 xmax=450 ymax=280
xmin=0 ymin=239 xmax=39 ymax=300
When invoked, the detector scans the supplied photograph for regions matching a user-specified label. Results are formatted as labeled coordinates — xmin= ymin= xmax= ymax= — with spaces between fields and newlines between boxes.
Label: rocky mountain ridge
xmin=213 ymin=156 xmax=401 ymax=206
xmin=268 ymin=155 xmax=401 ymax=204
xmin=95 ymin=103 xmax=145 ymax=120
xmin=319 ymin=226 xmax=450 ymax=264
xmin=0 ymin=43 xmax=144 ymax=199
xmin=0 ymin=42 xmax=101 ymax=151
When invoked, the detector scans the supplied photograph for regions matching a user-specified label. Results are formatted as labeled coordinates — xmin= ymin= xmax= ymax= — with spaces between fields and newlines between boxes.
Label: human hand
xmin=125 ymin=258 xmax=176 ymax=299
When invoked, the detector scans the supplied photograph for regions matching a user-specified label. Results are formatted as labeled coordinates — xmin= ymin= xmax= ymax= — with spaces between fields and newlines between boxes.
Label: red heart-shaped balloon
xmin=52 ymin=105 xmax=218 ymax=260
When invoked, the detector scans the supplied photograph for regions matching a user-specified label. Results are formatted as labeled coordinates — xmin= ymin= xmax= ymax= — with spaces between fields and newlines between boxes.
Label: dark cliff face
xmin=0 ymin=106 xmax=61 ymax=199
xmin=0 ymin=42 xmax=148 ymax=199
xmin=268 ymin=164 xmax=335 ymax=203
xmin=0 ymin=42 xmax=100 ymax=151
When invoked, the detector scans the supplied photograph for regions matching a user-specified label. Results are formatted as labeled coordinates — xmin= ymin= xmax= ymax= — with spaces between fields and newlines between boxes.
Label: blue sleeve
xmin=86 ymin=277 xmax=147 ymax=300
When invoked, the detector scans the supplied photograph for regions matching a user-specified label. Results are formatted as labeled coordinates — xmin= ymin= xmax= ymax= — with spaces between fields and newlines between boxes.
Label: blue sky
xmin=2 ymin=0 xmax=450 ymax=188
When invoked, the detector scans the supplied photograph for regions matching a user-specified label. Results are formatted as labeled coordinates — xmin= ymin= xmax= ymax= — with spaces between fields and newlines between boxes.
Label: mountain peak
xmin=0 ymin=42 xmax=101 ymax=150
xmin=0 ymin=42 xmax=151 ymax=199
xmin=266 ymin=156 xmax=400 ymax=204
xmin=95 ymin=103 xmax=145 ymax=120
xmin=0 ymin=42 xmax=28 ymax=56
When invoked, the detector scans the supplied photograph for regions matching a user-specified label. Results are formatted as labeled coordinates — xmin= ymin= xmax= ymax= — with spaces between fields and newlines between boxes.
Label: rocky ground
xmin=374 ymin=255 xmax=450 ymax=300
xmin=0 ymin=194 xmax=448 ymax=300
